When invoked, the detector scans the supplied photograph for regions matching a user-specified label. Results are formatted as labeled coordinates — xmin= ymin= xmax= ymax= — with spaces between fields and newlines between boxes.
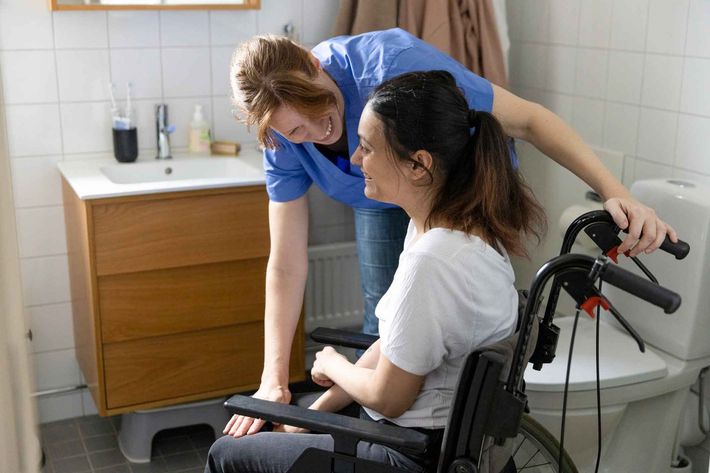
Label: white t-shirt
xmin=363 ymin=221 xmax=518 ymax=429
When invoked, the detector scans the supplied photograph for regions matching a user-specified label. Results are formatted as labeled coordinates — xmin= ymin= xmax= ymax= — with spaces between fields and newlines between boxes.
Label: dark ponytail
xmin=368 ymin=70 xmax=546 ymax=256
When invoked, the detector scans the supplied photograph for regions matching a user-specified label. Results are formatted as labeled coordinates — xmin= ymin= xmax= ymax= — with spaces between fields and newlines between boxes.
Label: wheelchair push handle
xmin=601 ymin=262 xmax=681 ymax=314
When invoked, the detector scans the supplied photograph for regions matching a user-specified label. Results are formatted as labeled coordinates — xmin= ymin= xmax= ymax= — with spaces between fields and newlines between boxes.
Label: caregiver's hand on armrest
xmin=604 ymin=196 xmax=678 ymax=257
xmin=223 ymin=381 xmax=291 ymax=438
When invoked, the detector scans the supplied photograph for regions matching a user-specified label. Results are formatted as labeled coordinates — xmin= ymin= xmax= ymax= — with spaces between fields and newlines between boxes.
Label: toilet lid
xmin=524 ymin=315 xmax=668 ymax=392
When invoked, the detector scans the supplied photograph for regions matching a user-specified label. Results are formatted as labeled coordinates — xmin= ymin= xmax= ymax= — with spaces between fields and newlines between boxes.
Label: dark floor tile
xmin=41 ymin=420 xmax=80 ymax=445
xmin=187 ymin=427 xmax=215 ymax=449
xmin=89 ymin=448 xmax=128 ymax=469
xmin=95 ymin=464 xmax=132 ymax=473
xmin=78 ymin=416 xmax=115 ymax=438
xmin=129 ymin=457 xmax=169 ymax=473
xmin=162 ymin=451 xmax=203 ymax=471
xmin=41 ymin=462 xmax=54 ymax=473
xmin=52 ymin=455 xmax=91 ymax=473
xmin=45 ymin=439 xmax=85 ymax=460
xmin=84 ymin=433 xmax=119 ymax=452
xmin=110 ymin=416 xmax=122 ymax=431
xmin=154 ymin=435 xmax=194 ymax=456
xmin=196 ymin=448 xmax=209 ymax=464
xmin=174 ymin=469 xmax=204 ymax=473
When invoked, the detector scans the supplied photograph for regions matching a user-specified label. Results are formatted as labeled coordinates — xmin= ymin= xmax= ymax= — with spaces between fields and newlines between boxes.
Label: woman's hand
xmin=223 ymin=383 xmax=291 ymax=438
xmin=311 ymin=346 xmax=346 ymax=388
xmin=604 ymin=197 xmax=678 ymax=257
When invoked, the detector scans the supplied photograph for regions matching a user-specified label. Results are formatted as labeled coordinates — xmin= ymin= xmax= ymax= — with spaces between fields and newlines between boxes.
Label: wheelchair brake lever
xmin=584 ymin=222 xmax=660 ymax=284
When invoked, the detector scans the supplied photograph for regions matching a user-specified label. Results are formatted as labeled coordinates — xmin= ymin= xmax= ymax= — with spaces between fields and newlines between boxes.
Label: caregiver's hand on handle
xmin=223 ymin=382 xmax=291 ymax=438
xmin=604 ymin=196 xmax=678 ymax=257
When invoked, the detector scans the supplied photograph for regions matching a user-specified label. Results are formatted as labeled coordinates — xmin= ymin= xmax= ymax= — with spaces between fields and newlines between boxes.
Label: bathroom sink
xmin=58 ymin=151 xmax=266 ymax=200
xmin=100 ymin=157 xmax=262 ymax=184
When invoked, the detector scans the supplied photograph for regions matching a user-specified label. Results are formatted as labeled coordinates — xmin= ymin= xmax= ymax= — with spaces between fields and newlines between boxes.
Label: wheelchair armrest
xmin=310 ymin=327 xmax=379 ymax=350
xmin=224 ymin=394 xmax=430 ymax=455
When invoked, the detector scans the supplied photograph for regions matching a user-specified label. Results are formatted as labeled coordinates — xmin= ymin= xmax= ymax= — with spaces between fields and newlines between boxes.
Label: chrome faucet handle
xmin=155 ymin=104 xmax=174 ymax=160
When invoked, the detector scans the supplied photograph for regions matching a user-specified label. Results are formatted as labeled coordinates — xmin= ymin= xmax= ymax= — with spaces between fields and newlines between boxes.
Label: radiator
xmin=305 ymin=242 xmax=364 ymax=334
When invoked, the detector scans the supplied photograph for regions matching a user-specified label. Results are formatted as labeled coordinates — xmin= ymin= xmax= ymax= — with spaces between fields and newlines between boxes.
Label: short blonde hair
xmin=230 ymin=35 xmax=337 ymax=148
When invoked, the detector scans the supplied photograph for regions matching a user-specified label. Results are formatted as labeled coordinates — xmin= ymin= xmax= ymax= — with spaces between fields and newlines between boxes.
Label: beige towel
xmin=332 ymin=0 xmax=398 ymax=36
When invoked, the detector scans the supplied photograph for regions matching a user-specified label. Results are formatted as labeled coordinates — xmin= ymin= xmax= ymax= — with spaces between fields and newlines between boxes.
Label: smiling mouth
xmin=321 ymin=117 xmax=333 ymax=141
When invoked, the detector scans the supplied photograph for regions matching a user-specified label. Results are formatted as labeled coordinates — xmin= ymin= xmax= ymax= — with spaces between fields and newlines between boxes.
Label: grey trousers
xmin=204 ymin=431 xmax=425 ymax=473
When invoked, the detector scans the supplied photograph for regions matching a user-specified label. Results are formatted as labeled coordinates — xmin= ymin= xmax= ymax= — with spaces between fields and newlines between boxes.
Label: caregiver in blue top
xmin=226 ymin=28 xmax=677 ymax=437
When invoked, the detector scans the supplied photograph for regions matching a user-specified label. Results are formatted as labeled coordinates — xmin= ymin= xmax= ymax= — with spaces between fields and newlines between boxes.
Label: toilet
xmin=524 ymin=179 xmax=710 ymax=473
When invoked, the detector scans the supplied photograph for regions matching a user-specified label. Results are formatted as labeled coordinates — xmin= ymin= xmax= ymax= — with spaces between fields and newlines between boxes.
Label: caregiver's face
xmin=269 ymin=103 xmax=343 ymax=146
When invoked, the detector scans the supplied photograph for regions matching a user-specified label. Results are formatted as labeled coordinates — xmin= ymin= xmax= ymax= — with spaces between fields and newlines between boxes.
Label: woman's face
xmin=351 ymin=105 xmax=410 ymax=205
xmin=268 ymin=65 xmax=345 ymax=146
xmin=269 ymin=103 xmax=343 ymax=146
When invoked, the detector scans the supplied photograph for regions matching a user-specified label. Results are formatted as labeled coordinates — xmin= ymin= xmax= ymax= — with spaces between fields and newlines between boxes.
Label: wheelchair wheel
xmin=511 ymin=415 xmax=579 ymax=473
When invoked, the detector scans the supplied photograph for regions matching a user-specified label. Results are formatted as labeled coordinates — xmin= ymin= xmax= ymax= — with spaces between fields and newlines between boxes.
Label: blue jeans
xmin=353 ymin=207 xmax=410 ymax=341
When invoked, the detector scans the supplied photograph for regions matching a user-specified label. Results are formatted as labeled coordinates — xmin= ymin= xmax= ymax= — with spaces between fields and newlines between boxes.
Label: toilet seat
xmin=525 ymin=315 xmax=668 ymax=393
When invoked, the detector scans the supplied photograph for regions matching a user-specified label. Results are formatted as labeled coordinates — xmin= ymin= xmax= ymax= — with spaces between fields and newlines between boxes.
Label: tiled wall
xmin=506 ymin=0 xmax=710 ymax=470
xmin=0 ymin=0 xmax=344 ymax=423
xmin=507 ymin=0 xmax=710 ymax=188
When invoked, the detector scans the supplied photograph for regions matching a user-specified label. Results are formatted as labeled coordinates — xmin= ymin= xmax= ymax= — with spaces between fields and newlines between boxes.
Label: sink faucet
xmin=155 ymin=104 xmax=174 ymax=160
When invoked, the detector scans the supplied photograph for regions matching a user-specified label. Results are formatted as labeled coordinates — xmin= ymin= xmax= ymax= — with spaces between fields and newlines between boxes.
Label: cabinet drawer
xmin=104 ymin=324 xmax=264 ymax=409
xmin=93 ymin=188 xmax=269 ymax=276
xmin=99 ymin=258 xmax=267 ymax=343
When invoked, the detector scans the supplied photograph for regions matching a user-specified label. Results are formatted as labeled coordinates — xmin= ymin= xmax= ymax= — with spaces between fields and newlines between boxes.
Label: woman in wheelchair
xmin=205 ymin=70 xmax=546 ymax=473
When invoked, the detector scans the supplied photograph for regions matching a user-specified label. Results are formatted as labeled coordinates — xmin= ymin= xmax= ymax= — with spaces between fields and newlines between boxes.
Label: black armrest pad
xmin=224 ymin=395 xmax=430 ymax=454
xmin=310 ymin=328 xmax=379 ymax=350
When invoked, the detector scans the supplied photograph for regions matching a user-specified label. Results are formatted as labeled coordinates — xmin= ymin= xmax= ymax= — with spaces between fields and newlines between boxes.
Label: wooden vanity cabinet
xmin=62 ymin=181 xmax=305 ymax=416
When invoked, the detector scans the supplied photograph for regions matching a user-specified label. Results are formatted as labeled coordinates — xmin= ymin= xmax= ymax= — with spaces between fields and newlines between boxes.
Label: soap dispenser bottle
xmin=188 ymin=104 xmax=211 ymax=154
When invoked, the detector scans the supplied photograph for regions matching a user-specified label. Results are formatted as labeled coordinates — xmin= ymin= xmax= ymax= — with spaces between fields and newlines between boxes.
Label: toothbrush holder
xmin=113 ymin=127 xmax=138 ymax=163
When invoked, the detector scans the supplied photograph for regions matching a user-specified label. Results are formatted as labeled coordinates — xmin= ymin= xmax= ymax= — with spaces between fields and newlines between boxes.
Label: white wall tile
xmin=302 ymin=0 xmax=340 ymax=45
xmin=37 ymin=392 xmax=83 ymax=424
xmin=610 ymin=0 xmax=649 ymax=52
xmin=160 ymin=11 xmax=209 ymax=47
xmin=0 ymin=51 xmax=58 ymax=105
xmin=15 ymin=207 xmax=67 ymax=258
xmin=519 ymin=0 xmax=550 ymax=43
xmin=164 ymin=98 xmax=212 ymax=149
xmin=548 ymin=0 xmax=580 ymax=46
xmin=212 ymin=96 xmax=255 ymax=144
xmin=60 ymin=102 xmax=112 ymax=154
xmin=33 ymin=350 xmax=80 ymax=390
xmin=5 ymin=104 xmax=62 ymax=157
xmin=675 ymin=114 xmax=710 ymax=175
xmin=634 ymin=158 xmax=673 ymax=181
xmin=56 ymin=50 xmax=110 ymax=102
xmin=574 ymin=48 xmax=608 ymax=99
xmin=646 ymin=0 xmax=690 ymax=55
xmin=640 ymin=55 xmax=683 ymax=110
xmin=518 ymin=43 xmax=548 ymax=89
xmin=107 ymin=11 xmax=160 ymax=48
xmin=28 ymin=303 xmax=74 ymax=353
xmin=82 ymin=391 xmax=98 ymax=417
xmin=211 ymin=47 xmax=233 ymax=97
xmin=129 ymin=99 xmax=159 ymax=153
xmin=20 ymin=255 xmax=71 ymax=307
xmin=572 ymin=97 xmax=605 ymax=146
xmin=622 ymin=156 xmax=636 ymax=188
xmin=606 ymin=51 xmax=643 ymax=104
xmin=578 ymin=0 xmax=612 ymax=48
xmin=54 ymin=11 xmax=108 ymax=49
xmin=542 ymin=92 xmax=575 ymax=124
xmin=209 ymin=10 xmax=258 ymax=47
xmin=686 ymin=0 xmax=710 ymax=58
xmin=637 ymin=108 xmax=678 ymax=165
xmin=257 ymin=0 xmax=304 ymax=37
xmin=506 ymin=0 xmax=524 ymax=42
xmin=10 ymin=156 xmax=64 ymax=209
xmin=604 ymin=103 xmax=639 ymax=156
xmin=680 ymin=58 xmax=710 ymax=117
xmin=546 ymin=46 xmax=576 ymax=95
xmin=161 ymin=48 xmax=211 ymax=98
xmin=0 ymin=1 xmax=54 ymax=50
xmin=110 ymin=49 xmax=162 ymax=99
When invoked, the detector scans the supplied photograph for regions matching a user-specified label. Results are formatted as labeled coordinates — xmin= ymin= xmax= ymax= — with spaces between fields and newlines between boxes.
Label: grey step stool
xmin=118 ymin=397 xmax=231 ymax=463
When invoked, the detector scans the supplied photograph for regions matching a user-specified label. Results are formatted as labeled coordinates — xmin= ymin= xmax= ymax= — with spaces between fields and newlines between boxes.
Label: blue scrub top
xmin=263 ymin=28 xmax=503 ymax=209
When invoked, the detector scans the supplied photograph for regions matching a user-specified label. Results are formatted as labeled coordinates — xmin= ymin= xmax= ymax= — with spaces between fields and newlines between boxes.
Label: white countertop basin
xmin=58 ymin=150 xmax=266 ymax=200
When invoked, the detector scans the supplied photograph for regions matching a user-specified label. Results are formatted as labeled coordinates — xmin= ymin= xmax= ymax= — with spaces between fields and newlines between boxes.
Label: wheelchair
xmin=225 ymin=210 xmax=689 ymax=473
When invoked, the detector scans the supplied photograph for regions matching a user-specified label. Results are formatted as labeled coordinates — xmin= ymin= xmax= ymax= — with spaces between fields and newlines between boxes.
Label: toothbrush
xmin=125 ymin=82 xmax=133 ymax=129
xmin=108 ymin=82 xmax=120 ymax=128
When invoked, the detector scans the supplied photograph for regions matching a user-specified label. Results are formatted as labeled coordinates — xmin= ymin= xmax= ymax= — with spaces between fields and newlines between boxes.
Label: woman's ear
xmin=409 ymin=150 xmax=433 ymax=178
xmin=309 ymin=52 xmax=322 ymax=70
